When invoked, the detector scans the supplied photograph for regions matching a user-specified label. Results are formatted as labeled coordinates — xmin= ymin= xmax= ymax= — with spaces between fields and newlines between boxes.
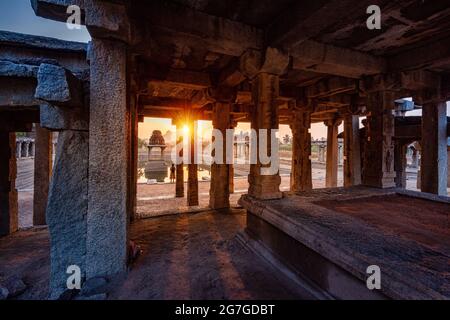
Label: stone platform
xmin=239 ymin=187 xmax=450 ymax=300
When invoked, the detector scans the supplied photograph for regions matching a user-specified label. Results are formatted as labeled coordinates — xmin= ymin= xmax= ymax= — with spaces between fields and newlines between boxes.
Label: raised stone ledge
xmin=0 ymin=30 xmax=87 ymax=53
xmin=239 ymin=187 xmax=450 ymax=299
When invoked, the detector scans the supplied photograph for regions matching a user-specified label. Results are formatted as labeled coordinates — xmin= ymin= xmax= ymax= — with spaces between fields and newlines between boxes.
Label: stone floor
xmin=6 ymin=158 xmax=446 ymax=299
xmin=0 ymin=210 xmax=313 ymax=300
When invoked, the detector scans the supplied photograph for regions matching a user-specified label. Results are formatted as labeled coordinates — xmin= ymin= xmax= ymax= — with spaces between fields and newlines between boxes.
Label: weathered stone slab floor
xmin=0 ymin=209 xmax=313 ymax=300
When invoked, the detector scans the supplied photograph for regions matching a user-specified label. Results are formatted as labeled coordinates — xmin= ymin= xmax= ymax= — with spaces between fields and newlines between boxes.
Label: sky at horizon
xmin=1 ymin=1 xmax=448 ymax=141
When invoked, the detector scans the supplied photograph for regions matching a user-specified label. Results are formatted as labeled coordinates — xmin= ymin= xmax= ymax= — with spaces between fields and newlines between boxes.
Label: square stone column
xmin=394 ymin=142 xmax=407 ymax=188
xmin=87 ymin=38 xmax=129 ymax=279
xmin=174 ymin=125 xmax=185 ymax=198
xmin=33 ymin=123 xmax=53 ymax=226
xmin=363 ymin=91 xmax=396 ymax=188
xmin=176 ymin=163 xmax=184 ymax=198
xmin=290 ymin=110 xmax=312 ymax=192
xmin=343 ymin=114 xmax=361 ymax=187
xmin=129 ymin=93 xmax=139 ymax=222
xmin=187 ymin=121 xmax=199 ymax=206
xmin=0 ymin=133 xmax=18 ymax=236
xmin=248 ymin=73 xmax=281 ymax=200
xmin=325 ymin=119 xmax=341 ymax=188
xmin=420 ymin=102 xmax=448 ymax=195
xmin=209 ymin=102 xmax=231 ymax=209
xmin=228 ymin=121 xmax=236 ymax=195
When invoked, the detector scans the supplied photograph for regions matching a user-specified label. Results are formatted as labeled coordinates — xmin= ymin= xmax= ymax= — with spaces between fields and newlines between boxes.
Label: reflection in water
xmin=137 ymin=164 xmax=211 ymax=184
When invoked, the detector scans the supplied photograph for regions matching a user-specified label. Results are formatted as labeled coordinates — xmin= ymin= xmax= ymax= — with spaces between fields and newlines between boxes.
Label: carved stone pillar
xmin=420 ymin=102 xmax=448 ymax=195
xmin=290 ymin=110 xmax=312 ymax=192
xmin=175 ymin=131 xmax=185 ymax=198
xmin=363 ymin=91 xmax=396 ymax=188
xmin=187 ymin=120 xmax=199 ymax=206
xmin=209 ymin=102 xmax=231 ymax=209
xmin=325 ymin=118 xmax=341 ymax=188
xmin=394 ymin=142 xmax=408 ymax=188
xmin=228 ymin=122 xmax=236 ymax=195
xmin=343 ymin=114 xmax=361 ymax=187
xmin=248 ymin=73 xmax=282 ymax=200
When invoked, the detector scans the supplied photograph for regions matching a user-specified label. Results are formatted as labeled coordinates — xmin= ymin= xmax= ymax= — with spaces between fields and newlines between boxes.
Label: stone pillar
xmin=318 ymin=145 xmax=325 ymax=163
xmin=24 ymin=141 xmax=30 ymax=158
xmin=411 ymin=148 xmax=419 ymax=168
xmin=47 ymin=130 xmax=89 ymax=299
xmin=338 ymin=142 xmax=344 ymax=165
xmin=33 ymin=124 xmax=53 ymax=226
xmin=176 ymin=133 xmax=185 ymax=199
xmin=394 ymin=142 xmax=407 ymax=188
xmin=16 ymin=141 xmax=22 ymax=159
xmin=176 ymin=163 xmax=184 ymax=198
xmin=420 ymin=102 xmax=448 ymax=195
xmin=343 ymin=114 xmax=361 ymax=187
xmin=229 ymin=122 xmax=236 ymax=195
xmin=209 ymin=102 xmax=231 ymax=209
xmin=248 ymin=73 xmax=282 ymax=200
xmin=325 ymin=119 xmax=341 ymax=188
xmin=129 ymin=89 xmax=139 ymax=222
xmin=30 ymin=142 xmax=35 ymax=157
xmin=87 ymin=38 xmax=129 ymax=279
xmin=0 ymin=133 xmax=18 ymax=236
xmin=363 ymin=91 xmax=396 ymax=188
xmin=187 ymin=121 xmax=199 ymax=206
xmin=290 ymin=110 xmax=312 ymax=192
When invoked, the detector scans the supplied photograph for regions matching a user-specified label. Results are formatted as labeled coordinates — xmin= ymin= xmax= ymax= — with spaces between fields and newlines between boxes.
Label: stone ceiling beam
xmin=291 ymin=40 xmax=386 ymax=78
xmin=266 ymin=0 xmax=380 ymax=49
xmin=138 ymin=96 xmax=189 ymax=110
xmin=139 ymin=1 xmax=263 ymax=57
xmin=389 ymin=37 xmax=450 ymax=72
xmin=138 ymin=61 xmax=212 ymax=91
xmin=305 ymin=77 xmax=358 ymax=99
xmin=0 ymin=76 xmax=39 ymax=107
